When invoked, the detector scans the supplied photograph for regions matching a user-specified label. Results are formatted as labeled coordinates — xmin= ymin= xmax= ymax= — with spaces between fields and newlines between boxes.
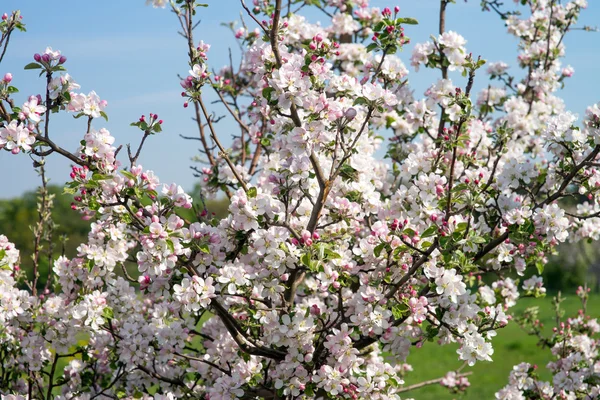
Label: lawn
xmin=401 ymin=293 xmax=599 ymax=399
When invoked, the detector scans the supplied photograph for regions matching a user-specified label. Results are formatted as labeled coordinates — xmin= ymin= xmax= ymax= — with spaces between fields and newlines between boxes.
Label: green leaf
xmin=262 ymin=87 xmax=275 ymax=101
xmin=324 ymin=248 xmax=341 ymax=259
xmin=24 ymin=62 xmax=42 ymax=70
xmin=396 ymin=18 xmax=419 ymax=25
xmin=199 ymin=243 xmax=210 ymax=254
xmin=439 ymin=236 xmax=450 ymax=248
xmin=536 ymin=261 xmax=544 ymax=275
xmin=374 ymin=242 xmax=386 ymax=258
xmin=392 ymin=303 xmax=409 ymax=319
xmin=121 ymin=170 xmax=136 ymax=181
xmin=166 ymin=239 xmax=175 ymax=253
xmin=471 ymin=236 xmax=487 ymax=244
xmin=403 ymin=228 xmax=416 ymax=237
xmin=455 ymin=222 xmax=468 ymax=232
xmin=63 ymin=186 xmax=77 ymax=195
xmin=353 ymin=96 xmax=369 ymax=106
xmin=373 ymin=21 xmax=386 ymax=32
xmin=301 ymin=253 xmax=312 ymax=269
xmin=247 ymin=187 xmax=257 ymax=198
xmin=102 ymin=307 xmax=114 ymax=320
xmin=366 ymin=43 xmax=379 ymax=53
xmin=6 ymin=86 xmax=18 ymax=93
xmin=92 ymin=172 xmax=111 ymax=181
xmin=100 ymin=111 xmax=109 ymax=122
xmin=421 ymin=226 xmax=437 ymax=238
xmin=317 ymin=243 xmax=326 ymax=260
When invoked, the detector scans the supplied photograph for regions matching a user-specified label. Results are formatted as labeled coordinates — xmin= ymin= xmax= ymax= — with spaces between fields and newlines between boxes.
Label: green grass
xmin=401 ymin=293 xmax=599 ymax=399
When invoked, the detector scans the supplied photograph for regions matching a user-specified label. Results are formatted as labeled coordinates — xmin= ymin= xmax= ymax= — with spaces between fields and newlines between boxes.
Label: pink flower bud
xmin=33 ymin=53 xmax=41 ymax=62
xmin=1 ymin=13 xmax=7 ymax=20
xmin=3 ymin=73 xmax=12 ymax=83
xmin=344 ymin=107 xmax=357 ymax=120
xmin=59 ymin=55 xmax=67 ymax=64
xmin=310 ymin=304 xmax=321 ymax=315
xmin=41 ymin=54 xmax=50 ymax=63
xmin=394 ymin=6 xmax=400 ymax=13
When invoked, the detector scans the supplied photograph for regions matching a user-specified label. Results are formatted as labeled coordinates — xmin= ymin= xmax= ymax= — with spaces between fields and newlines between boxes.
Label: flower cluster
xmin=0 ymin=120 xmax=34 ymax=154
xmin=496 ymin=291 xmax=599 ymax=399
xmin=0 ymin=0 xmax=598 ymax=399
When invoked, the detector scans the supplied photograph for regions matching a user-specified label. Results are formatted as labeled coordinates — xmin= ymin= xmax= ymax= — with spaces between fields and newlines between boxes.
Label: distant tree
xmin=0 ymin=185 xmax=89 ymax=288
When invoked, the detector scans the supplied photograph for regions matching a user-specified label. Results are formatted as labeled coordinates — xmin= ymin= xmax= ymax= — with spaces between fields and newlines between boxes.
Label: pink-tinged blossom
xmin=68 ymin=91 xmax=107 ymax=118
xmin=408 ymin=296 xmax=428 ymax=323
xmin=48 ymin=73 xmax=80 ymax=100
xmin=486 ymin=61 xmax=509 ymax=75
xmin=162 ymin=183 xmax=193 ymax=208
xmin=146 ymin=0 xmax=167 ymax=8
xmin=173 ymin=276 xmax=215 ymax=311
xmin=20 ymin=96 xmax=46 ymax=123
xmin=0 ymin=120 xmax=34 ymax=153
xmin=435 ymin=268 xmax=467 ymax=303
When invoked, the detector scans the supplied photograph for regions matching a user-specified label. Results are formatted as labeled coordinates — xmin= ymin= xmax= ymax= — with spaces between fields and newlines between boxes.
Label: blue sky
xmin=0 ymin=0 xmax=598 ymax=198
